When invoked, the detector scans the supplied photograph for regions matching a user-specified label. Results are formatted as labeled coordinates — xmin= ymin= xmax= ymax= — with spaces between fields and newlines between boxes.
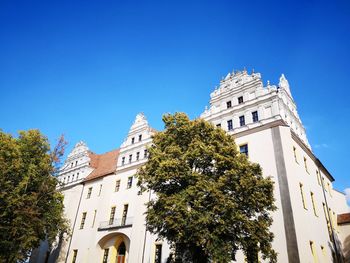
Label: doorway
xmin=116 ymin=242 xmax=126 ymax=263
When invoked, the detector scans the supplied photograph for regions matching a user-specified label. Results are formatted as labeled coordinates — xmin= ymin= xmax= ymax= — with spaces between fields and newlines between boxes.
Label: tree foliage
xmin=137 ymin=113 xmax=277 ymax=263
xmin=0 ymin=129 xmax=69 ymax=262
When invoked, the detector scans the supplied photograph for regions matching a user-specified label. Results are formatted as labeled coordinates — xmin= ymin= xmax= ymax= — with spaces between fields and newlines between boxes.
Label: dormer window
xmin=238 ymin=96 xmax=244 ymax=104
xmin=139 ymin=134 xmax=142 ymax=141
xmin=129 ymin=154 xmax=132 ymax=163
xmin=122 ymin=157 xmax=125 ymax=165
xmin=75 ymin=161 xmax=78 ymax=166
xmin=71 ymin=163 xmax=73 ymax=168
xmin=226 ymin=101 xmax=232 ymax=109
xmin=131 ymin=137 xmax=135 ymax=144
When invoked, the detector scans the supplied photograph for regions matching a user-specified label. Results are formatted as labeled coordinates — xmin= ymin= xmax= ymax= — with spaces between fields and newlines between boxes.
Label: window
xmin=293 ymin=146 xmax=298 ymax=163
xmin=226 ymin=101 xmax=232 ymax=109
xmin=122 ymin=157 xmax=125 ymax=165
xmin=304 ymin=157 xmax=309 ymax=173
xmin=80 ymin=212 xmax=87 ymax=229
xmin=75 ymin=161 xmax=78 ymax=166
xmin=155 ymin=244 xmax=162 ymax=263
xmin=72 ymin=249 xmax=78 ymax=263
xmin=311 ymin=192 xmax=318 ymax=216
xmin=252 ymin=111 xmax=259 ymax=122
xmin=320 ymin=245 xmax=326 ymax=258
xmin=129 ymin=154 xmax=132 ymax=163
xmin=327 ymin=183 xmax=332 ymax=196
xmin=216 ymin=123 xmax=221 ymax=128
xmin=127 ymin=177 xmax=133 ymax=189
xmin=102 ymin=248 xmax=109 ymax=263
xmin=310 ymin=241 xmax=318 ymax=263
xmin=71 ymin=162 xmax=73 ymax=168
xmin=77 ymin=172 xmax=79 ymax=179
xmin=72 ymin=174 xmax=75 ymax=181
xmin=115 ymin=180 xmax=120 ymax=192
xmin=109 ymin=207 xmax=116 ymax=225
xmin=239 ymin=116 xmax=245 ymax=126
xmin=316 ymin=170 xmax=321 ymax=185
xmin=92 ymin=210 xmax=97 ymax=228
xmin=136 ymin=152 xmax=140 ymax=161
xmin=87 ymin=187 xmax=92 ymax=199
xmin=139 ymin=134 xmax=142 ymax=141
xmin=299 ymin=183 xmax=307 ymax=209
xmin=131 ymin=137 xmax=135 ymax=144
xmin=121 ymin=204 xmax=128 ymax=226
xmin=240 ymin=144 xmax=248 ymax=156
xmin=144 ymin=149 xmax=148 ymax=158
xmin=98 ymin=184 xmax=102 ymax=196
xmin=227 ymin=120 xmax=233 ymax=131
xmin=68 ymin=176 xmax=70 ymax=182
xmin=238 ymin=96 xmax=244 ymax=104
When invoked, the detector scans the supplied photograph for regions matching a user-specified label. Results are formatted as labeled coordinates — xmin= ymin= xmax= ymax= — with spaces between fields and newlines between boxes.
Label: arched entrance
xmin=97 ymin=233 xmax=130 ymax=263
xmin=116 ymin=242 xmax=126 ymax=263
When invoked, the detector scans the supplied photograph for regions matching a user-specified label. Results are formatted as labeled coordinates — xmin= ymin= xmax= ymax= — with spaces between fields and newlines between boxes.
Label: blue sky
xmin=0 ymin=0 xmax=349 ymax=196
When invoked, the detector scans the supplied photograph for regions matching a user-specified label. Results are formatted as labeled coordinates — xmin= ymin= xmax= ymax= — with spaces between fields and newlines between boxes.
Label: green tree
xmin=137 ymin=113 xmax=277 ymax=263
xmin=0 ymin=129 xmax=69 ymax=262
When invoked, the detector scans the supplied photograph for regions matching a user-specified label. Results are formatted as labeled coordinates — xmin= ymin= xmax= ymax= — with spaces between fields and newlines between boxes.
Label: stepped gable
xmin=85 ymin=149 xmax=120 ymax=182
xmin=338 ymin=213 xmax=350 ymax=225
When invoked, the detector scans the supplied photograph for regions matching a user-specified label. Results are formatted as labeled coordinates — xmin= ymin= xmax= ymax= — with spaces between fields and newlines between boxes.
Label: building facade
xmin=32 ymin=70 xmax=349 ymax=263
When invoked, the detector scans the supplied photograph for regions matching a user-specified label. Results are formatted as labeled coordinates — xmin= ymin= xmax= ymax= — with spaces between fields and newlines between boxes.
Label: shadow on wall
xmin=344 ymin=235 xmax=350 ymax=263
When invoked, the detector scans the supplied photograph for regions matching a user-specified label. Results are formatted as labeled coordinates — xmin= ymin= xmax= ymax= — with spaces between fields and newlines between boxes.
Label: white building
xmin=32 ymin=69 xmax=349 ymax=263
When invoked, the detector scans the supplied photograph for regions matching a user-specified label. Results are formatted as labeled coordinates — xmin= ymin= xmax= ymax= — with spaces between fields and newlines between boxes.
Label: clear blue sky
xmin=1 ymin=0 xmax=349 ymax=195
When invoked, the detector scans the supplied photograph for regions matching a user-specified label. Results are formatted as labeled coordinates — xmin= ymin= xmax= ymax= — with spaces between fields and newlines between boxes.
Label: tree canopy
xmin=137 ymin=113 xmax=277 ymax=263
xmin=0 ymin=129 xmax=68 ymax=262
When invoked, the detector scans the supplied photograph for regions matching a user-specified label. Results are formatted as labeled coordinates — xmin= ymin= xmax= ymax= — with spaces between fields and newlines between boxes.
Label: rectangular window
xmin=311 ymin=192 xmax=318 ymax=216
xmin=129 ymin=154 xmax=132 ymax=163
xmin=144 ymin=149 xmax=148 ymax=158
xmin=227 ymin=120 xmax=233 ymax=131
xmin=216 ymin=123 xmax=221 ymax=128
xmin=109 ymin=207 xmax=116 ymax=225
xmin=316 ymin=170 xmax=321 ymax=185
xmin=155 ymin=244 xmax=162 ymax=263
xmin=115 ymin=180 xmax=120 ymax=192
xmin=240 ymin=144 xmax=248 ymax=156
xmin=80 ymin=212 xmax=87 ymax=229
xmin=252 ymin=111 xmax=259 ymax=122
xmin=127 ymin=176 xmax=133 ymax=189
xmin=299 ymin=183 xmax=307 ymax=209
xmin=92 ymin=210 xmax=97 ymax=228
xmin=122 ymin=157 xmax=125 ymax=165
xmin=239 ymin=116 xmax=245 ymax=126
xmin=226 ymin=101 xmax=232 ymax=109
xmin=238 ymin=96 xmax=244 ymax=104
xmin=139 ymin=134 xmax=142 ymax=141
xmin=98 ymin=184 xmax=102 ymax=196
xmin=327 ymin=183 xmax=332 ymax=196
xmin=131 ymin=137 xmax=135 ymax=144
xmin=310 ymin=241 xmax=318 ymax=263
xmin=136 ymin=152 xmax=140 ymax=161
xmin=72 ymin=249 xmax=78 ymax=263
xmin=121 ymin=204 xmax=128 ymax=226
xmin=102 ymin=248 xmax=109 ymax=263
xmin=304 ymin=157 xmax=309 ymax=173
xmin=87 ymin=187 xmax=92 ymax=199
xmin=293 ymin=146 xmax=298 ymax=163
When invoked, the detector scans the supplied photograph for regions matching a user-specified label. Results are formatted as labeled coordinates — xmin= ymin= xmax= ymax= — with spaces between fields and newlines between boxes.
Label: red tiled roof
xmin=338 ymin=213 xmax=350 ymax=225
xmin=84 ymin=149 xmax=119 ymax=182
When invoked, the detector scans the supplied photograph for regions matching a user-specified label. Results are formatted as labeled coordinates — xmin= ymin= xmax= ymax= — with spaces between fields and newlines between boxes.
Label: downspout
xmin=65 ymin=182 xmax=85 ymax=263
xmin=317 ymin=164 xmax=342 ymax=263
xmin=141 ymin=189 xmax=152 ymax=263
